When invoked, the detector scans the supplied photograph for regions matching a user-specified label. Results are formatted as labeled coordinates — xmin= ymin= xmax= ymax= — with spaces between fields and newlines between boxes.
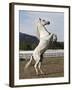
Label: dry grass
xmin=19 ymin=57 xmax=64 ymax=79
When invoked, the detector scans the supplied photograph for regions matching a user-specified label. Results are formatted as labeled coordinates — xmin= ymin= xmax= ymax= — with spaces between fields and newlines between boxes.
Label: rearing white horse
xmin=25 ymin=18 xmax=57 ymax=75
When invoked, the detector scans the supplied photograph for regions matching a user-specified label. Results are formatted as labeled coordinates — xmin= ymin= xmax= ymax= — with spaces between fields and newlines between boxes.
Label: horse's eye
xmin=43 ymin=20 xmax=45 ymax=22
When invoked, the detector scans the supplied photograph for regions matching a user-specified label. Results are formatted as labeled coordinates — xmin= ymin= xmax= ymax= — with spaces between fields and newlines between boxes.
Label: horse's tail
xmin=24 ymin=55 xmax=33 ymax=69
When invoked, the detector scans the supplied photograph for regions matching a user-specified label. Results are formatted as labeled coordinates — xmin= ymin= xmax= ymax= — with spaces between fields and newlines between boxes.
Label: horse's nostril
xmin=48 ymin=21 xmax=50 ymax=25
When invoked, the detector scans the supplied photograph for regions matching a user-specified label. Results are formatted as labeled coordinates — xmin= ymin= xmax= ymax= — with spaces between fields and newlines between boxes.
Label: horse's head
xmin=39 ymin=18 xmax=50 ymax=26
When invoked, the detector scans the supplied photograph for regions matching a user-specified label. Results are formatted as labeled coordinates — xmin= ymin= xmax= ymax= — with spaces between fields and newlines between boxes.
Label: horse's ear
xmin=39 ymin=18 xmax=41 ymax=21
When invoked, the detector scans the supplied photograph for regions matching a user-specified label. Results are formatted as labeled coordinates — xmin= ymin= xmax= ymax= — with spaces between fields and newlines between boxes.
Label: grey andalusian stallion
xmin=25 ymin=18 xmax=57 ymax=75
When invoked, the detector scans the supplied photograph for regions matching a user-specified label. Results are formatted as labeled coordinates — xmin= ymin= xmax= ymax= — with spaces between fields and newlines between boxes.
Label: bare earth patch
xmin=19 ymin=57 xmax=64 ymax=79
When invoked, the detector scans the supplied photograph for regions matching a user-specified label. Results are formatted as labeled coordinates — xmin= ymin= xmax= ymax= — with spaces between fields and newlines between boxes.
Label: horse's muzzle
xmin=47 ymin=21 xmax=50 ymax=25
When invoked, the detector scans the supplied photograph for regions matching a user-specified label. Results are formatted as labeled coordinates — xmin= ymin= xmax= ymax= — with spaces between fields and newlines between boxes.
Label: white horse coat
xmin=25 ymin=18 xmax=57 ymax=75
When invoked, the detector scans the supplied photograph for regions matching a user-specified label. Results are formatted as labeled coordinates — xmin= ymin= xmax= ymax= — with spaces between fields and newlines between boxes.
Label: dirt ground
xmin=19 ymin=57 xmax=64 ymax=79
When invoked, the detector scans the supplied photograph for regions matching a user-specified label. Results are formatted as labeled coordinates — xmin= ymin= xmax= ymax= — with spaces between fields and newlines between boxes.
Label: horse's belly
xmin=38 ymin=40 xmax=49 ymax=51
xmin=33 ymin=40 xmax=49 ymax=57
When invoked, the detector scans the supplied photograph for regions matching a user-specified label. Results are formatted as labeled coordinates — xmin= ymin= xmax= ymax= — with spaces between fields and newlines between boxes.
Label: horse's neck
xmin=37 ymin=23 xmax=49 ymax=35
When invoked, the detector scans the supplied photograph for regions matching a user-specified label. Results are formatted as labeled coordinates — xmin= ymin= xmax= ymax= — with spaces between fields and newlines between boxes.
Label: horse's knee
xmin=33 ymin=54 xmax=40 ymax=61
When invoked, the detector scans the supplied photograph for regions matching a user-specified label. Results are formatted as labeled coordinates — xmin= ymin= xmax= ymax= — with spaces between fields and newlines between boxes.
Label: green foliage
xmin=48 ymin=41 xmax=64 ymax=49
xmin=19 ymin=41 xmax=64 ymax=50
xmin=19 ymin=42 xmax=32 ymax=50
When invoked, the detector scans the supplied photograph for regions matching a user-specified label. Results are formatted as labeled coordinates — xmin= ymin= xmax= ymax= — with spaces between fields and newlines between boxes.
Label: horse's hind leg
xmin=24 ymin=56 xmax=33 ymax=69
xmin=38 ymin=62 xmax=44 ymax=74
xmin=38 ymin=54 xmax=44 ymax=74
xmin=34 ymin=61 xmax=39 ymax=75
xmin=34 ymin=57 xmax=40 ymax=75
